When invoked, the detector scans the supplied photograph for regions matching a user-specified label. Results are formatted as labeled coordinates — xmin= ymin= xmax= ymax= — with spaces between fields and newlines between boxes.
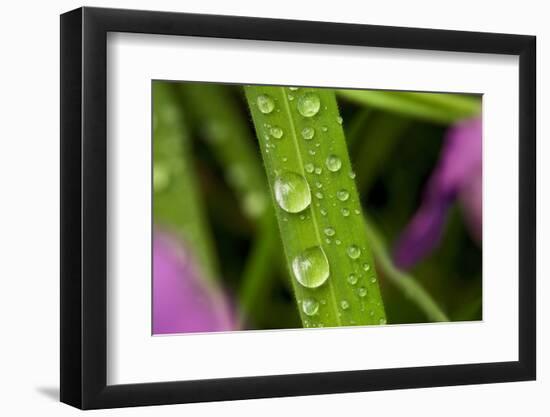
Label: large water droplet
xmin=270 ymin=126 xmax=283 ymax=139
xmin=301 ymin=127 xmax=315 ymax=140
xmin=347 ymin=245 xmax=361 ymax=259
xmin=274 ymin=171 xmax=311 ymax=213
xmin=336 ymin=189 xmax=349 ymax=202
xmin=292 ymin=246 xmax=330 ymax=288
xmin=297 ymin=93 xmax=321 ymax=117
xmin=326 ymin=155 xmax=342 ymax=172
xmin=302 ymin=298 xmax=319 ymax=316
xmin=257 ymin=94 xmax=275 ymax=114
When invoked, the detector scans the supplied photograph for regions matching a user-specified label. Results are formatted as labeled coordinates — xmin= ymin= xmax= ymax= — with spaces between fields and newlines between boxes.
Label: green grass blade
xmin=338 ymin=89 xmax=480 ymax=124
xmin=179 ymin=83 xmax=269 ymax=220
xmin=179 ymin=83 xmax=283 ymax=326
xmin=364 ymin=216 xmax=449 ymax=322
xmin=244 ymin=85 xmax=386 ymax=327
xmin=153 ymin=81 xmax=219 ymax=281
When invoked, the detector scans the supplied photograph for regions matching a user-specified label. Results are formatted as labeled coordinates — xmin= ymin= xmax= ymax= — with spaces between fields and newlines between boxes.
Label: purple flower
xmin=153 ymin=229 xmax=237 ymax=334
xmin=393 ymin=118 xmax=482 ymax=268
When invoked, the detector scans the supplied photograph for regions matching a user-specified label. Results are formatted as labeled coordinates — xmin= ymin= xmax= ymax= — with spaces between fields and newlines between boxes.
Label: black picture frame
xmin=60 ymin=6 xmax=536 ymax=410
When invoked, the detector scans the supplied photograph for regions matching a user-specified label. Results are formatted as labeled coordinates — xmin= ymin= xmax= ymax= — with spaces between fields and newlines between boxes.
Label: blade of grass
xmin=153 ymin=81 xmax=219 ymax=281
xmin=179 ymin=83 xmax=284 ymax=326
xmin=352 ymin=112 xmax=410 ymax=192
xmin=364 ymin=216 xmax=449 ymax=322
xmin=338 ymin=89 xmax=480 ymax=124
xmin=179 ymin=83 xmax=269 ymax=220
xmin=245 ymin=85 xmax=386 ymax=327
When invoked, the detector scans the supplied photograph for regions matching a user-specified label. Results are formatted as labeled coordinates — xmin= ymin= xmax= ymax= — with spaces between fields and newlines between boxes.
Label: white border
xmin=107 ymin=33 xmax=519 ymax=385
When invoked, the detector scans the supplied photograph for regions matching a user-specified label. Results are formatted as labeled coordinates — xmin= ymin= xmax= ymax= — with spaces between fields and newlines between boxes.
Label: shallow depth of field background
xmin=153 ymin=81 xmax=482 ymax=333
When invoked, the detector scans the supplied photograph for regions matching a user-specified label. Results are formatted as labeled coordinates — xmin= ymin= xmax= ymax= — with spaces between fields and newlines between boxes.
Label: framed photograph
xmin=60 ymin=6 xmax=536 ymax=409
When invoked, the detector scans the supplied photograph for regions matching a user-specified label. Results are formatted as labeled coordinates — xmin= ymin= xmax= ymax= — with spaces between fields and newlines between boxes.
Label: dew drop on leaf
xmin=297 ymin=93 xmax=321 ymax=117
xmin=336 ymin=189 xmax=349 ymax=202
xmin=257 ymin=94 xmax=275 ymax=114
xmin=341 ymin=208 xmax=350 ymax=217
xmin=336 ymin=116 xmax=343 ymax=125
xmin=362 ymin=263 xmax=371 ymax=272
xmin=347 ymin=245 xmax=361 ymax=259
xmin=301 ymin=126 xmax=315 ymax=140
xmin=340 ymin=300 xmax=350 ymax=310
xmin=347 ymin=274 xmax=358 ymax=285
xmin=326 ymin=154 xmax=342 ymax=172
xmin=270 ymin=126 xmax=284 ymax=139
xmin=324 ymin=227 xmax=335 ymax=237
xmin=274 ymin=171 xmax=311 ymax=213
xmin=302 ymin=298 xmax=320 ymax=316
xmin=305 ymin=163 xmax=314 ymax=173
xmin=292 ymin=246 xmax=330 ymax=288
xmin=358 ymin=287 xmax=367 ymax=298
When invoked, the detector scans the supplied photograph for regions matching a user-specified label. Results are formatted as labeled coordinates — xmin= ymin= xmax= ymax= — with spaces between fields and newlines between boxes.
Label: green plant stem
xmin=238 ymin=212 xmax=280 ymax=327
xmin=364 ymin=216 xmax=449 ymax=322
xmin=153 ymin=81 xmax=219 ymax=281
xmin=245 ymin=85 xmax=386 ymax=327
xmin=338 ymin=89 xmax=481 ymax=124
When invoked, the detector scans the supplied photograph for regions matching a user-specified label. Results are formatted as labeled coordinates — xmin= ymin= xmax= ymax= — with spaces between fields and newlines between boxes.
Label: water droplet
xmin=315 ymin=191 xmax=324 ymax=199
xmin=315 ymin=181 xmax=323 ymax=189
xmin=302 ymin=298 xmax=319 ymax=316
xmin=301 ymin=127 xmax=315 ymax=140
xmin=347 ymin=245 xmax=361 ymax=259
xmin=314 ymin=167 xmax=322 ymax=175
xmin=348 ymin=171 xmax=356 ymax=179
xmin=335 ymin=239 xmax=342 ymax=245
xmin=336 ymin=189 xmax=349 ymax=202
xmin=274 ymin=171 xmax=311 ymax=213
xmin=341 ymin=208 xmax=350 ymax=217
xmin=370 ymin=276 xmax=377 ymax=283
xmin=324 ymin=227 xmax=335 ymax=237
xmin=354 ymin=209 xmax=361 ymax=215
xmin=326 ymin=155 xmax=342 ymax=172
xmin=362 ymin=263 xmax=371 ymax=272
xmin=289 ymin=87 xmax=299 ymax=91
xmin=309 ymin=149 xmax=316 ymax=156
xmin=153 ymin=164 xmax=171 ymax=192
xmin=288 ymin=94 xmax=294 ymax=101
xmin=292 ymin=246 xmax=330 ymax=288
xmin=270 ymin=126 xmax=283 ymax=139
xmin=340 ymin=300 xmax=350 ymax=310
xmin=282 ymin=157 xmax=288 ymax=163
xmin=322 ymin=126 xmax=328 ymax=132
xmin=305 ymin=163 xmax=314 ymax=174
xmin=320 ymin=208 xmax=327 ymax=216
xmin=257 ymin=94 xmax=275 ymax=114
xmin=379 ymin=318 xmax=387 ymax=325
xmin=336 ymin=116 xmax=343 ymax=125
xmin=325 ymin=238 xmax=331 ymax=244
xmin=358 ymin=287 xmax=367 ymax=298
xmin=347 ymin=274 xmax=358 ymax=285
xmin=297 ymin=93 xmax=321 ymax=117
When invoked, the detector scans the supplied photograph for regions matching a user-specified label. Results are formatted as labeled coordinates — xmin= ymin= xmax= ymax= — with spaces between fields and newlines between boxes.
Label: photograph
xmin=152 ymin=81 xmax=483 ymax=334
